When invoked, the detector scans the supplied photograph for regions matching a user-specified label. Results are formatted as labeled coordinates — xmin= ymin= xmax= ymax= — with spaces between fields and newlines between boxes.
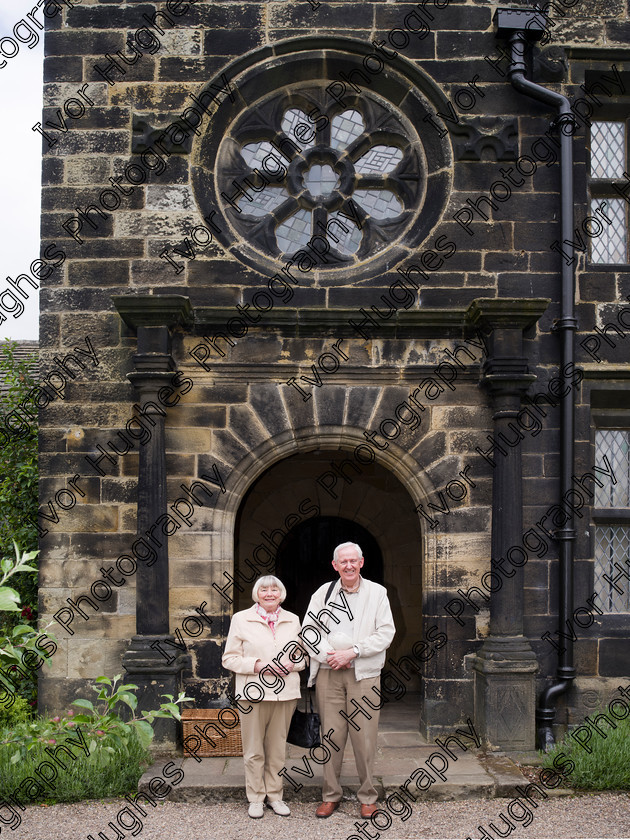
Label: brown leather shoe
xmin=360 ymin=803 xmax=379 ymax=818
xmin=316 ymin=801 xmax=340 ymax=818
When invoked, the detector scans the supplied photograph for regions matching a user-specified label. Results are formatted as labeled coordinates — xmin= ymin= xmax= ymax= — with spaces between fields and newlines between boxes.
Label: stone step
xmin=139 ymin=748 xmax=572 ymax=804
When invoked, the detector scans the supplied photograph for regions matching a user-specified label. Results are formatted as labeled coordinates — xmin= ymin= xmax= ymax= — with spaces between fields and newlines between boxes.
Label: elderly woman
xmin=222 ymin=575 xmax=306 ymax=819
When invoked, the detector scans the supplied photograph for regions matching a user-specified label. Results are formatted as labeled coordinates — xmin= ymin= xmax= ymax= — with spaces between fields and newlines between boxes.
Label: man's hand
xmin=326 ymin=648 xmax=357 ymax=670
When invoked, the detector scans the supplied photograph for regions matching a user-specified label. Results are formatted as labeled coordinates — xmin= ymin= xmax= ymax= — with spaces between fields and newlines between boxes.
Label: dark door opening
xmin=275 ymin=515 xmax=384 ymax=621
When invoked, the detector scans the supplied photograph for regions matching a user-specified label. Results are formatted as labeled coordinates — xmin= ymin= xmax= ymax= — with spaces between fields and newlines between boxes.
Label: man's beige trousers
xmin=315 ymin=668 xmax=381 ymax=804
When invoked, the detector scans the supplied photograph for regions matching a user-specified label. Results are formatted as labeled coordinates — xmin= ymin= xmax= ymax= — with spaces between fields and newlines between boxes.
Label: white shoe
xmin=248 ymin=802 xmax=264 ymax=818
xmin=268 ymin=800 xmax=291 ymax=816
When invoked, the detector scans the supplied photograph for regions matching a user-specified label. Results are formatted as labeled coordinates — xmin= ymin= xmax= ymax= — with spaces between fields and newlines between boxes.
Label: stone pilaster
xmin=112 ymin=295 xmax=193 ymax=746
xmin=467 ymin=299 xmax=549 ymax=751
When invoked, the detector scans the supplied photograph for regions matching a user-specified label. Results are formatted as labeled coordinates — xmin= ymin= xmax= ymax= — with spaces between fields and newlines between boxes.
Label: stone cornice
xmin=112 ymin=297 xmax=553 ymax=338
xmin=194 ymin=299 xmax=551 ymax=338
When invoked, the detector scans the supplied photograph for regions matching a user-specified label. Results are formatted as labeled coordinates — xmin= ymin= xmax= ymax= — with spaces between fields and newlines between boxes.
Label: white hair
xmin=251 ymin=575 xmax=286 ymax=604
xmin=333 ymin=542 xmax=363 ymax=563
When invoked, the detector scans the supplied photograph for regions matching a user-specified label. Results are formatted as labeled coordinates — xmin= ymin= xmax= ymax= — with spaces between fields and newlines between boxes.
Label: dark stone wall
xmin=38 ymin=0 xmax=630 ymax=734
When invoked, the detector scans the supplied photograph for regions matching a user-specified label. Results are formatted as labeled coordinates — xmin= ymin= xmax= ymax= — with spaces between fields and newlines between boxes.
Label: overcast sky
xmin=0 ymin=0 xmax=44 ymax=342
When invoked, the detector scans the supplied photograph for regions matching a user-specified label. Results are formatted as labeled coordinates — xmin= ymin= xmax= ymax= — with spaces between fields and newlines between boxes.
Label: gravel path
xmin=15 ymin=793 xmax=630 ymax=840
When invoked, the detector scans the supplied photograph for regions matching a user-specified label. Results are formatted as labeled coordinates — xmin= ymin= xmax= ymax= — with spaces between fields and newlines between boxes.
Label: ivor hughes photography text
xmin=0 ymin=0 xmax=629 ymax=837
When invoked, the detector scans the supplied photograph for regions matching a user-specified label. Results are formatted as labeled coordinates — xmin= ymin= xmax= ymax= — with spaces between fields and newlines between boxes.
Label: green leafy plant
xmin=0 ymin=544 xmax=55 ymax=711
xmin=542 ymin=713 xmax=630 ymax=790
xmin=0 ymin=677 xmax=191 ymax=803
xmin=0 ymin=718 xmax=150 ymax=803
xmin=69 ymin=674 xmax=191 ymax=751
xmin=0 ymin=542 xmax=39 ymax=613
xmin=0 ymin=340 xmax=38 ymax=609
xmin=0 ymin=341 xmax=39 ymax=708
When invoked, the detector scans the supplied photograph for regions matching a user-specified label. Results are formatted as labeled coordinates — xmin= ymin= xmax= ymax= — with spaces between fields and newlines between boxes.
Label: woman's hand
xmin=254 ymin=659 xmax=295 ymax=674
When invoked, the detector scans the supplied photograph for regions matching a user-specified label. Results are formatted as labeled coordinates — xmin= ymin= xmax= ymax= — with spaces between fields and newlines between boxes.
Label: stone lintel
xmin=193 ymin=306 xmax=475 ymax=338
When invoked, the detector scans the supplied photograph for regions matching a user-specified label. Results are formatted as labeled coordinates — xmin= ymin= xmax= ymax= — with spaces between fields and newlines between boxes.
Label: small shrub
xmin=0 ymin=695 xmax=31 ymax=728
xmin=0 ymin=720 xmax=151 ymax=803
xmin=0 ymin=676 xmax=190 ymax=803
xmin=0 ymin=341 xmax=38 ymax=612
xmin=543 ymin=713 xmax=630 ymax=790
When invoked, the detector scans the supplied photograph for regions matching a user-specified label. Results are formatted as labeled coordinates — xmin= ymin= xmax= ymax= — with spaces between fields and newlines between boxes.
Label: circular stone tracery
xmin=191 ymin=45 xmax=453 ymax=282
xmin=216 ymin=90 xmax=422 ymax=267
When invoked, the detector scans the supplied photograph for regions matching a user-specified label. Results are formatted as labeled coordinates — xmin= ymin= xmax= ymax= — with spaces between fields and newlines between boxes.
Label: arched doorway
xmin=233 ymin=449 xmax=423 ymax=690
xmin=275 ymin=515 xmax=384 ymax=622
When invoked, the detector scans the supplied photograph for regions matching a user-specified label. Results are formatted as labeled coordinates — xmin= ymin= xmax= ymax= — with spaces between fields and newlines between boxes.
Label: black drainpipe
xmin=493 ymin=9 xmax=577 ymax=750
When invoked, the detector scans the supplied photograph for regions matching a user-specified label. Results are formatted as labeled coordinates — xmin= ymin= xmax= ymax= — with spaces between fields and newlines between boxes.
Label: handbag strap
xmin=324 ymin=580 xmax=336 ymax=604
xmin=306 ymin=687 xmax=316 ymax=713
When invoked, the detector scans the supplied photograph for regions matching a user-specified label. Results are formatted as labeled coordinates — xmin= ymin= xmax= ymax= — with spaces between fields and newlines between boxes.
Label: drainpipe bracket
xmin=551 ymin=316 xmax=578 ymax=332
xmin=552 ymin=527 xmax=577 ymax=541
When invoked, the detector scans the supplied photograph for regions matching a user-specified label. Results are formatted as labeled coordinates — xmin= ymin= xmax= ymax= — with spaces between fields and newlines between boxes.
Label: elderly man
xmin=302 ymin=541 xmax=395 ymax=818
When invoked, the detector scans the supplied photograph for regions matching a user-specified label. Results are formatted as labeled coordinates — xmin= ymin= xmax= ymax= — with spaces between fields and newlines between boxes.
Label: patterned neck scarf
xmin=255 ymin=602 xmax=281 ymax=637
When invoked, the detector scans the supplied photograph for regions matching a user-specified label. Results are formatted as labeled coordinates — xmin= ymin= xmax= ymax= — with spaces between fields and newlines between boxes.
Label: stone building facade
xmin=38 ymin=0 xmax=630 ymax=749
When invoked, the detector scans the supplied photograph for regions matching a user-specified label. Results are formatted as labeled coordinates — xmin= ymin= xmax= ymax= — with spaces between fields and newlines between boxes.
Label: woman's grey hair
xmin=333 ymin=542 xmax=363 ymax=563
xmin=252 ymin=575 xmax=287 ymax=604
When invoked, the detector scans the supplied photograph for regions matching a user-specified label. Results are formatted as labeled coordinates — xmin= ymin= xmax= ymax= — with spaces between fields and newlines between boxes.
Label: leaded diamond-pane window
xmin=590 ymin=199 xmax=628 ymax=264
xmin=219 ymin=93 xmax=419 ymax=263
xmin=196 ymin=81 xmax=444 ymax=279
xmin=594 ymin=526 xmax=630 ymax=612
xmin=589 ymin=121 xmax=629 ymax=265
xmin=595 ymin=430 xmax=630 ymax=507
xmin=590 ymin=122 xmax=625 ymax=179
xmin=330 ymin=110 xmax=364 ymax=150
xmin=593 ymin=429 xmax=630 ymax=613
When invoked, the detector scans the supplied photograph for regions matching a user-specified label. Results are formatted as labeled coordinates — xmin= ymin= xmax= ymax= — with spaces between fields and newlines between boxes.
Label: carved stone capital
xmin=466 ymin=298 xmax=550 ymax=334
xmin=467 ymin=298 xmax=549 ymax=399
xmin=112 ymin=294 xmax=193 ymax=332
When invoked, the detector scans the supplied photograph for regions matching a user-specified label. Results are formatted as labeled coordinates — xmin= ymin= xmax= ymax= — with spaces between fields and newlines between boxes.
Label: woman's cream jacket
xmin=222 ymin=605 xmax=306 ymax=702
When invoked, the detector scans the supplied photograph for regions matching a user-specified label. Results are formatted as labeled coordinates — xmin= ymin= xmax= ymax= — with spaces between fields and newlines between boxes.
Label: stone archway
xmin=232 ymin=448 xmax=423 ymax=688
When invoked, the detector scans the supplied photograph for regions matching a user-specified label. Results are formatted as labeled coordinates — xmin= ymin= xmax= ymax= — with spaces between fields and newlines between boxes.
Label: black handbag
xmin=287 ymin=689 xmax=320 ymax=748
xmin=286 ymin=581 xmax=335 ymax=748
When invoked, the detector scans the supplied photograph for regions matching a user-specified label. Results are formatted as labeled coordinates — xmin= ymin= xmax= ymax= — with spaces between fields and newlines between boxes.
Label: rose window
xmin=224 ymin=101 xmax=411 ymax=262
xmin=192 ymin=68 xmax=451 ymax=282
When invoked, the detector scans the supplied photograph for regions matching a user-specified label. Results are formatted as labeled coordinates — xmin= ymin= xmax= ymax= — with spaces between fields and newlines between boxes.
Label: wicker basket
xmin=181 ymin=708 xmax=243 ymax=757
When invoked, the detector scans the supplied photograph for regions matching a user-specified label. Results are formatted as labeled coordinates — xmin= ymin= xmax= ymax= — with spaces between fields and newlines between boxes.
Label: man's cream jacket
xmin=302 ymin=578 xmax=395 ymax=687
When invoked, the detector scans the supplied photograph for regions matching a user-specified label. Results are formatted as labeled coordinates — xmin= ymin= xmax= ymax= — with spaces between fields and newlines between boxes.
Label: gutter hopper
xmin=493 ymin=7 xmax=548 ymax=40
